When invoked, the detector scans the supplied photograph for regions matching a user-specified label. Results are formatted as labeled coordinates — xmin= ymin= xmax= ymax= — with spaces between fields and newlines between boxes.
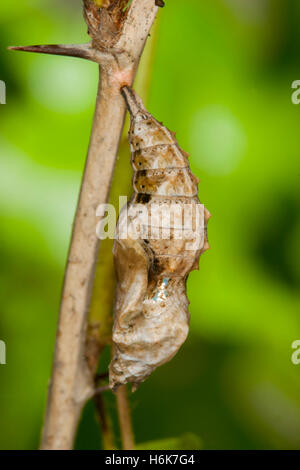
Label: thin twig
xmin=116 ymin=385 xmax=135 ymax=450
xmin=95 ymin=385 xmax=111 ymax=394
xmin=93 ymin=392 xmax=116 ymax=450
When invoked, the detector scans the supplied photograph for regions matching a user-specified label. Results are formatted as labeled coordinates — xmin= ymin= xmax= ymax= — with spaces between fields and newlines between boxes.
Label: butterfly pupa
xmin=109 ymin=87 xmax=210 ymax=391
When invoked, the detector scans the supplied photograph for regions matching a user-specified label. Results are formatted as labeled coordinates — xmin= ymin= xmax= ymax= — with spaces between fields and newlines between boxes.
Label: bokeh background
xmin=1 ymin=0 xmax=300 ymax=450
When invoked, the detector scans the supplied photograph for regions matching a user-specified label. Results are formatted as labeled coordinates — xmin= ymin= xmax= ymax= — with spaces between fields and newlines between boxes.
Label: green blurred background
xmin=0 ymin=0 xmax=300 ymax=450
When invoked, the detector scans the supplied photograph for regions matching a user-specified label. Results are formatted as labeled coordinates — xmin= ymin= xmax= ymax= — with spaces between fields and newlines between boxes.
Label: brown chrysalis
xmin=109 ymin=87 xmax=210 ymax=391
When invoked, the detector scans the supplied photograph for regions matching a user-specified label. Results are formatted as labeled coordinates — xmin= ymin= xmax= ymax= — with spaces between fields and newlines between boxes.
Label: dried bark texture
xmin=109 ymin=88 xmax=210 ymax=390
xmin=31 ymin=0 xmax=159 ymax=450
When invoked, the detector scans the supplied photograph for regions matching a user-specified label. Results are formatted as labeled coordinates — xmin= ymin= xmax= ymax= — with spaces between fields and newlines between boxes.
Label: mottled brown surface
xmin=109 ymin=88 xmax=210 ymax=390
xmin=84 ymin=0 xmax=129 ymax=49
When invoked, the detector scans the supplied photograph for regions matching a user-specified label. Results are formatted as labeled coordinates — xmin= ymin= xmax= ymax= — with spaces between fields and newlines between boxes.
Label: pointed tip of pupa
xmin=121 ymin=86 xmax=146 ymax=117
xmin=204 ymin=208 xmax=212 ymax=224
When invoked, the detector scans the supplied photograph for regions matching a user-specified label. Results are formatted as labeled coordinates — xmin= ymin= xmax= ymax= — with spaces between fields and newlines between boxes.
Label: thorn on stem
xmin=8 ymin=44 xmax=94 ymax=61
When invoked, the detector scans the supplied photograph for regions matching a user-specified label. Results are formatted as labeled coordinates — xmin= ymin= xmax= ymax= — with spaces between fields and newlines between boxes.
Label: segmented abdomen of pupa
xmin=109 ymin=87 xmax=210 ymax=391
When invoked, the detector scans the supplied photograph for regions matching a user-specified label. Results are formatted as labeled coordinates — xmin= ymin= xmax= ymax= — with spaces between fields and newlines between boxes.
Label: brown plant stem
xmin=116 ymin=386 xmax=135 ymax=450
xmin=93 ymin=392 xmax=116 ymax=450
xmin=41 ymin=66 xmax=127 ymax=450
xmin=8 ymin=0 xmax=159 ymax=450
